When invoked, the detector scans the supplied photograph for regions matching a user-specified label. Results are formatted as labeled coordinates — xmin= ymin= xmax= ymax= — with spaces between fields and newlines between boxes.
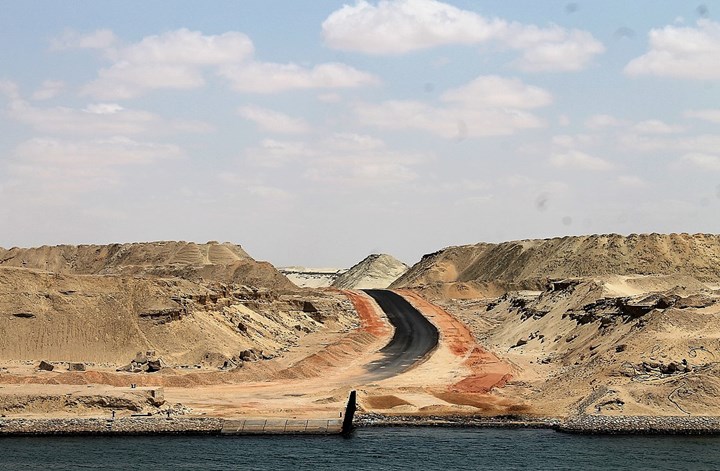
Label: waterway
xmin=2 ymin=427 xmax=720 ymax=470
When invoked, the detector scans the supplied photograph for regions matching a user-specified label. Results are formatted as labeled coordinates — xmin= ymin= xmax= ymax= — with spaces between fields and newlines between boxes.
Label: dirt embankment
xmin=391 ymin=233 xmax=720 ymax=418
xmin=0 ymin=241 xmax=359 ymax=373
xmin=0 ymin=241 xmax=294 ymax=290
xmin=0 ymin=267 xmax=357 ymax=368
xmin=332 ymin=254 xmax=408 ymax=289
xmin=392 ymin=233 xmax=720 ymax=296
xmin=437 ymin=277 xmax=720 ymax=418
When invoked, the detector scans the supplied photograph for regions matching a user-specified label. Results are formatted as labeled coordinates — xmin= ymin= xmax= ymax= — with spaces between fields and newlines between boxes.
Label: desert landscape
xmin=2 ymin=234 xmax=720 ymax=434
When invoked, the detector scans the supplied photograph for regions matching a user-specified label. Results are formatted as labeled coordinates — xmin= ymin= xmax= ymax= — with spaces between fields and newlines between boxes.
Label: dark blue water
xmin=2 ymin=427 xmax=720 ymax=470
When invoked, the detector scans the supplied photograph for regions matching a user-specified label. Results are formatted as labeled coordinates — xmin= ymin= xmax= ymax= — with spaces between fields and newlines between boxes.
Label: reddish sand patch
xmin=395 ymin=290 xmax=514 ymax=394
xmin=363 ymin=395 xmax=413 ymax=409
xmin=339 ymin=290 xmax=393 ymax=337
xmin=452 ymin=373 xmax=513 ymax=393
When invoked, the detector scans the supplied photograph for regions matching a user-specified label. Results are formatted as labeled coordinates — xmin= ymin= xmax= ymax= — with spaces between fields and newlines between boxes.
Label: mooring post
xmin=341 ymin=390 xmax=356 ymax=436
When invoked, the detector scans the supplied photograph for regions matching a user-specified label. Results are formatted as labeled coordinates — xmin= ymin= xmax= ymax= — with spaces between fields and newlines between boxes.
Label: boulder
xmin=133 ymin=352 xmax=148 ymax=364
xmin=38 ymin=360 xmax=54 ymax=371
xmin=239 ymin=349 xmax=259 ymax=362
xmin=68 ymin=362 xmax=86 ymax=371
xmin=146 ymin=359 xmax=165 ymax=372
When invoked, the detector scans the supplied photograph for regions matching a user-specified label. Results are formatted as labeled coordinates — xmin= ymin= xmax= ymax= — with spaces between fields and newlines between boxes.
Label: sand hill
xmin=392 ymin=233 xmax=720 ymax=297
xmin=0 ymin=242 xmax=356 ymax=367
xmin=398 ymin=232 xmax=720 ymax=417
xmin=331 ymin=254 xmax=408 ymax=289
xmin=0 ymin=241 xmax=293 ymax=290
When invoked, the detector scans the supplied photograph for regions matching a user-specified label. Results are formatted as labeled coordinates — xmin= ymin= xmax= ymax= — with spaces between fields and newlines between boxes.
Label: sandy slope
xmin=0 ymin=241 xmax=293 ymax=290
xmin=332 ymin=254 xmax=408 ymax=289
xmin=392 ymin=233 xmax=720 ymax=296
xmin=389 ymin=233 xmax=720 ymax=418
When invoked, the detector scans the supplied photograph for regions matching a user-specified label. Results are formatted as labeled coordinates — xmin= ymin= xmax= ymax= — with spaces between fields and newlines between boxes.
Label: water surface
xmin=2 ymin=427 xmax=719 ymax=470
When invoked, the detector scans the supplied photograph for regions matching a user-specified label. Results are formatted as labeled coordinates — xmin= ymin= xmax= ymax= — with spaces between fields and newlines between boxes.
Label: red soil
xmin=394 ymin=290 xmax=514 ymax=394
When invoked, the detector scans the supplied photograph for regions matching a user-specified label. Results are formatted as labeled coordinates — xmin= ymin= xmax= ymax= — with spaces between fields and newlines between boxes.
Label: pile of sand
xmin=441 ymin=278 xmax=720 ymax=417
xmin=331 ymin=254 xmax=408 ymax=289
xmin=0 ymin=241 xmax=358 ymax=368
xmin=393 ymin=233 xmax=720 ymax=294
xmin=0 ymin=241 xmax=293 ymax=290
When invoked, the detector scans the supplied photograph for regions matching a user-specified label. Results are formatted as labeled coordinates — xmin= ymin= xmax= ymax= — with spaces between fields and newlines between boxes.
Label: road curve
xmin=362 ymin=289 xmax=439 ymax=380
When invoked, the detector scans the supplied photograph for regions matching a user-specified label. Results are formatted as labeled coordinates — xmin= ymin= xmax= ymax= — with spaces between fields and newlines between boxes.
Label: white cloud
xmin=679 ymin=153 xmax=720 ymax=171
xmin=317 ymin=92 xmax=343 ymax=103
xmin=684 ymin=109 xmax=720 ymax=124
xmin=83 ymin=63 xmax=206 ymax=99
xmin=621 ymin=133 xmax=720 ymax=155
xmin=238 ymin=106 xmax=311 ymax=134
xmin=31 ymin=80 xmax=66 ymax=100
xmin=0 ymin=80 xmax=20 ymax=100
xmin=617 ymin=175 xmax=648 ymax=187
xmin=552 ymin=134 xmax=597 ymax=148
xmin=440 ymin=75 xmax=552 ymax=108
xmin=219 ymin=62 xmax=379 ymax=93
xmin=504 ymin=24 xmax=605 ymax=72
xmin=633 ymin=119 xmax=684 ymax=134
xmin=4 ymin=97 xmax=212 ymax=135
xmin=585 ymin=114 xmax=626 ymax=129
xmin=246 ymin=185 xmax=293 ymax=200
xmin=8 ymin=137 xmax=183 ymax=192
xmin=51 ymin=29 xmax=118 ymax=50
xmin=625 ymin=19 xmax=720 ymax=79
xmin=14 ymin=136 xmax=182 ymax=167
xmin=354 ymin=75 xmax=549 ymax=139
xmin=549 ymin=150 xmax=613 ymax=171
xmin=245 ymin=133 xmax=426 ymax=187
xmin=57 ymin=28 xmax=377 ymax=99
xmin=118 ymin=29 xmax=254 ymax=65
xmin=323 ymin=0 xmax=505 ymax=53
xmin=322 ymin=0 xmax=604 ymax=71
xmin=356 ymin=100 xmax=544 ymax=138
xmin=245 ymin=139 xmax=313 ymax=168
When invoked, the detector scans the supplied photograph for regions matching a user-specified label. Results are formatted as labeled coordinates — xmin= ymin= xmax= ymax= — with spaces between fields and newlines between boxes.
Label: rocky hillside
xmin=439 ymin=276 xmax=720 ymax=417
xmin=392 ymin=233 xmax=720 ymax=296
xmin=0 ymin=241 xmax=361 ymax=367
xmin=331 ymin=254 xmax=408 ymax=290
xmin=0 ymin=241 xmax=293 ymax=290
xmin=0 ymin=267 xmax=356 ymax=366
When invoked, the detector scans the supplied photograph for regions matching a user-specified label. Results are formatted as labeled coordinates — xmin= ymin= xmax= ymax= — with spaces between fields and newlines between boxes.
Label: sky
xmin=1 ymin=1 xmax=719 ymax=267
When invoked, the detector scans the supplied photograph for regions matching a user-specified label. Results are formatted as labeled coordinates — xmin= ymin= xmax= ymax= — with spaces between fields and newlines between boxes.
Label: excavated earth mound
xmin=0 ymin=241 xmax=293 ymax=290
xmin=392 ymin=233 xmax=720 ymax=296
xmin=0 ymin=242 xmax=357 ymax=369
xmin=331 ymin=254 xmax=408 ymax=289
xmin=402 ymin=233 xmax=720 ymax=418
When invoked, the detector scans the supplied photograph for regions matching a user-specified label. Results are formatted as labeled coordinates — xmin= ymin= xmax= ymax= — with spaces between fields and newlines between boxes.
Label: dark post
xmin=341 ymin=390 xmax=356 ymax=436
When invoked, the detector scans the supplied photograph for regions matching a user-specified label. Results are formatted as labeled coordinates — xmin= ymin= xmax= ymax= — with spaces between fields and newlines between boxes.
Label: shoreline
xmin=4 ymin=414 xmax=720 ymax=436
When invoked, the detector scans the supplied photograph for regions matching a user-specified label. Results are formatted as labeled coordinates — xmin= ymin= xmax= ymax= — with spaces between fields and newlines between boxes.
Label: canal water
xmin=2 ymin=427 xmax=719 ymax=470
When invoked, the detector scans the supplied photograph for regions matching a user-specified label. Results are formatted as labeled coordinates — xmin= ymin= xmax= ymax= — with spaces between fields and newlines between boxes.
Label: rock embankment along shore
xmin=358 ymin=413 xmax=720 ymax=435
xmin=0 ymin=417 xmax=224 ymax=435
xmin=4 ymin=415 xmax=720 ymax=435
xmin=559 ymin=415 xmax=720 ymax=434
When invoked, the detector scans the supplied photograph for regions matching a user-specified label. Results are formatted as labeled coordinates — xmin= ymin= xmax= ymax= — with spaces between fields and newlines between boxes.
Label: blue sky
xmin=1 ymin=1 xmax=719 ymax=266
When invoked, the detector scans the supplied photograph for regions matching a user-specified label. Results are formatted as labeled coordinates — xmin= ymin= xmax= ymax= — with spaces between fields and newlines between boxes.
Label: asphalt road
xmin=362 ymin=289 xmax=439 ymax=380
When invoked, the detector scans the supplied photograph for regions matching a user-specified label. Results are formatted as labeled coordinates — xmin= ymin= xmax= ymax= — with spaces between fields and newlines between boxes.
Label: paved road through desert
xmin=363 ymin=289 xmax=439 ymax=380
